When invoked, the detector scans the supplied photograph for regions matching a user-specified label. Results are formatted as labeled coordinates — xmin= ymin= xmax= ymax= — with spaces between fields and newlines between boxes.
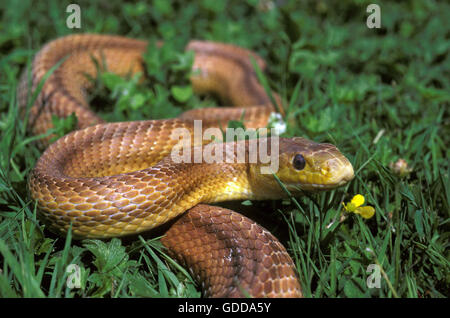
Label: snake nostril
xmin=327 ymin=159 xmax=339 ymax=172
xmin=320 ymin=166 xmax=330 ymax=176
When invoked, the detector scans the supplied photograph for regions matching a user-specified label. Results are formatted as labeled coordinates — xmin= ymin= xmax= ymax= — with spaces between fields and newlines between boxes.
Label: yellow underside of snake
xmin=20 ymin=34 xmax=354 ymax=298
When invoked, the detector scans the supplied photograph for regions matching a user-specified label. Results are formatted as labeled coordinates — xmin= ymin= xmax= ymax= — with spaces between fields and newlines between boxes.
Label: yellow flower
xmin=343 ymin=194 xmax=375 ymax=219
xmin=355 ymin=206 xmax=376 ymax=219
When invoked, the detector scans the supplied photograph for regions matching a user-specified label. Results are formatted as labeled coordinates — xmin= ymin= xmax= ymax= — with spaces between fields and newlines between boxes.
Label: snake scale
xmin=19 ymin=34 xmax=354 ymax=298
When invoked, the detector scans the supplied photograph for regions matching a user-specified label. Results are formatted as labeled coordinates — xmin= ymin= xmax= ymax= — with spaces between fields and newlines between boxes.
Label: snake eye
xmin=292 ymin=154 xmax=306 ymax=170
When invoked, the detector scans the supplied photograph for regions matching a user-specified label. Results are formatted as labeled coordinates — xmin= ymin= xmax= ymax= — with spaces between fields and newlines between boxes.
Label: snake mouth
xmin=320 ymin=160 xmax=355 ymax=188
xmin=288 ymin=161 xmax=355 ymax=192
xmin=331 ymin=162 xmax=355 ymax=185
xmin=319 ymin=154 xmax=355 ymax=186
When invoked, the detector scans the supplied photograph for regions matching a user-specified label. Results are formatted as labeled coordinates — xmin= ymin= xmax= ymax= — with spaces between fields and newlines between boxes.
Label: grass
xmin=0 ymin=0 xmax=449 ymax=298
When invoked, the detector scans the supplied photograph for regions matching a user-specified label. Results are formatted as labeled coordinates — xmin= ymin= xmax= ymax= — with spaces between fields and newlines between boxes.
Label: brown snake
xmin=19 ymin=34 xmax=354 ymax=298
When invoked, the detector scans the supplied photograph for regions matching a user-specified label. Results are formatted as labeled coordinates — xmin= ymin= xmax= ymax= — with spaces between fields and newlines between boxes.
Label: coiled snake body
xmin=19 ymin=34 xmax=354 ymax=298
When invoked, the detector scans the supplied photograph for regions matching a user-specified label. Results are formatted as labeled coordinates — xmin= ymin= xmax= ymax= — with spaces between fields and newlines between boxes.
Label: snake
xmin=19 ymin=34 xmax=355 ymax=298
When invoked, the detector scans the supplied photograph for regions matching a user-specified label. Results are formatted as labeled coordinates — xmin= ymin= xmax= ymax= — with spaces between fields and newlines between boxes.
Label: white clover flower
xmin=268 ymin=112 xmax=286 ymax=135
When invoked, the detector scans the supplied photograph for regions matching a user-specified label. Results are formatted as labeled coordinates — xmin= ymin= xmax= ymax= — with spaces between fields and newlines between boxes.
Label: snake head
xmin=250 ymin=137 xmax=354 ymax=198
